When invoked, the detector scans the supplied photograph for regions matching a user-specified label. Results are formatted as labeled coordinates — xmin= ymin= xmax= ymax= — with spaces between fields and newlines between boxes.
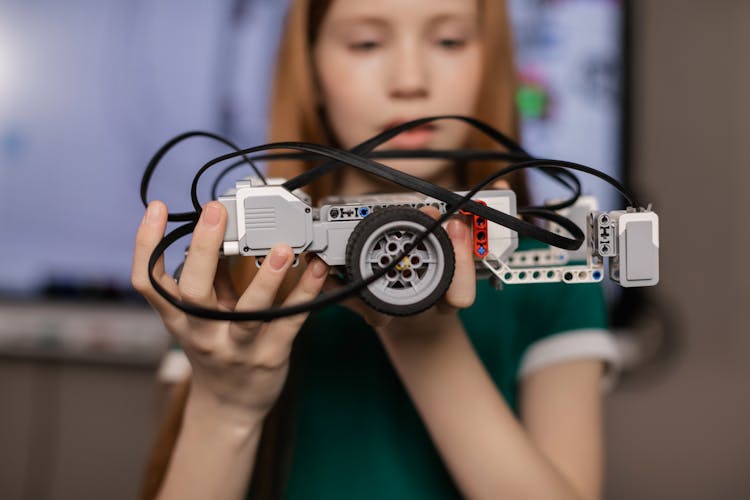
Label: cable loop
xmin=141 ymin=115 xmax=638 ymax=321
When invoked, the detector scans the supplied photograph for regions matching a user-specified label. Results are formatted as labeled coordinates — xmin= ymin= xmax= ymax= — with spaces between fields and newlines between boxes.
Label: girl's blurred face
xmin=313 ymin=0 xmax=482 ymax=184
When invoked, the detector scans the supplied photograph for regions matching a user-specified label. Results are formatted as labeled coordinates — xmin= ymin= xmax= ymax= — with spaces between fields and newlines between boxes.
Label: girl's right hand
xmin=131 ymin=200 xmax=329 ymax=420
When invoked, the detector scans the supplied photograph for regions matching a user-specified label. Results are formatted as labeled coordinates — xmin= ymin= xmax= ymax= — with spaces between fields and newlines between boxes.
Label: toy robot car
xmin=219 ymin=177 xmax=659 ymax=316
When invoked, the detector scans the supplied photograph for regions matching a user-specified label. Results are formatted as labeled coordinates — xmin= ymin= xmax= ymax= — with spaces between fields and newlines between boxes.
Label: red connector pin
xmin=460 ymin=200 xmax=489 ymax=258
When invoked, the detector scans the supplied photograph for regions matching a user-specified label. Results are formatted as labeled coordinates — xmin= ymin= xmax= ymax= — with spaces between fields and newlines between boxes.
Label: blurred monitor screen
xmin=0 ymin=0 xmax=626 ymax=298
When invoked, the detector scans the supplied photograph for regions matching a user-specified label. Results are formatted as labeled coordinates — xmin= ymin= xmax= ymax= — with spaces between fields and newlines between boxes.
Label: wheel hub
xmin=395 ymin=257 xmax=410 ymax=271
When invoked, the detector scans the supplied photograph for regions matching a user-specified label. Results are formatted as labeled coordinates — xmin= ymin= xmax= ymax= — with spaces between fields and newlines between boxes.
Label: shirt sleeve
xmin=158 ymin=348 xmax=191 ymax=383
xmin=516 ymin=282 xmax=621 ymax=390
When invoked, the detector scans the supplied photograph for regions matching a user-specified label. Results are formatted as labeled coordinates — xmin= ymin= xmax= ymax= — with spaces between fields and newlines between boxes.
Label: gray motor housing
xmin=219 ymin=178 xmax=313 ymax=257
xmin=607 ymin=211 xmax=660 ymax=287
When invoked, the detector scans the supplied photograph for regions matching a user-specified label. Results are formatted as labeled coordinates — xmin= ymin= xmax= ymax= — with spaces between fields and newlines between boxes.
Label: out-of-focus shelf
xmin=0 ymin=301 xmax=170 ymax=366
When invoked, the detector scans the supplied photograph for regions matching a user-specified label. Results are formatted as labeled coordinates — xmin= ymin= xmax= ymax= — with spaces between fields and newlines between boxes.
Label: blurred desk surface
xmin=0 ymin=301 xmax=169 ymax=365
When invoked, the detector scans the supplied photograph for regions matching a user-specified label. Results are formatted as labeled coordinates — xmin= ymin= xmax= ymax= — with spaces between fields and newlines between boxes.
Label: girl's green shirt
xmin=278 ymin=261 xmax=609 ymax=500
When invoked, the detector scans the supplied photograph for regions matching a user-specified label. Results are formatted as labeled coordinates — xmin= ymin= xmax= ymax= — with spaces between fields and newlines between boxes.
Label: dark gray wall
xmin=605 ymin=1 xmax=750 ymax=499
xmin=0 ymin=359 xmax=159 ymax=500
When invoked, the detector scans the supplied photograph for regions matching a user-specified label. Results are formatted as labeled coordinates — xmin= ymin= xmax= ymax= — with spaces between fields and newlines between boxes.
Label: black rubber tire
xmin=345 ymin=206 xmax=455 ymax=316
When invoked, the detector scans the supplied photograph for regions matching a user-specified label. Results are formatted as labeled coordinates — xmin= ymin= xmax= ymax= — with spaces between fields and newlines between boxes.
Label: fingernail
xmin=202 ymin=203 xmax=221 ymax=227
xmin=310 ymin=258 xmax=328 ymax=278
xmin=447 ymin=219 xmax=468 ymax=241
xmin=269 ymin=247 xmax=290 ymax=270
xmin=145 ymin=202 xmax=161 ymax=226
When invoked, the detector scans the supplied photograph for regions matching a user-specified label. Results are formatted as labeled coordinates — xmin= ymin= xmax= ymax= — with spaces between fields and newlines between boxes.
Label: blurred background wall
xmin=0 ymin=0 xmax=748 ymax=499
xmin=605 ymin=0 xmax=750 ymax=499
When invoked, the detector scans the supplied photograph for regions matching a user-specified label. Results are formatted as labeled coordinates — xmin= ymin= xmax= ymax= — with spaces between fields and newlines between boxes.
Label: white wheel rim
xmin=358 ymin=220 xmax=445 ymax=306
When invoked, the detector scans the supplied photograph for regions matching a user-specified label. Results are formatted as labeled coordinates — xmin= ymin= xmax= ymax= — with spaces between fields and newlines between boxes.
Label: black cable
xmin=189 ymin=137 xmax=635 ymax=242
xmin=142 ymin=115 xmax=640 ymax=321
xmin=210 ymin=158 xmax=248 ymax=201
xmin=204 ymin=115 xmax=585 ymax=212
xmin=148 ymin=156 xmax=588 ymax=321
xmin=281 ymin=115 xmax=592 ymax=198
xmin=209 ymin=149 xmax=533 ymax=200
xmin=207 ymin=149 xmax=573 ymax=202
xmin=191 ymin=116 xmax=632 ymax=240
xmin=288 ymin=112 xmax=587 ymax=211
xmin=189 ymin=141 xmax=591 ymax=249
xmin=140 ymin=130 xmax=266 ymax=222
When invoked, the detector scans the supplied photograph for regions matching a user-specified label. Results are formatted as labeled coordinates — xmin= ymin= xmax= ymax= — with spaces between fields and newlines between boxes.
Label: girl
xmin=132 ymin=0 xmax=618 ymax=498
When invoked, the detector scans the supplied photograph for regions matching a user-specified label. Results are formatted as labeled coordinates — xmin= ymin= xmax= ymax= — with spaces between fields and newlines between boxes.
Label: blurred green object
xmin=516 ymin=84 xmax=548 ymax=120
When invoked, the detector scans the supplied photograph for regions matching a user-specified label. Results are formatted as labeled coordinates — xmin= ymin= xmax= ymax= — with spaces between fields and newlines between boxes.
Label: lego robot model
xmin=219 ymin=177 xmax=659 ymax=316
